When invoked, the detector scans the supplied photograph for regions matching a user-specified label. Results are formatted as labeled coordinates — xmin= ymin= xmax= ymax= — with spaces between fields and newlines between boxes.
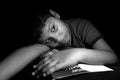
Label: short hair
xmin=33 ymin=12 xmax=55 ymax=43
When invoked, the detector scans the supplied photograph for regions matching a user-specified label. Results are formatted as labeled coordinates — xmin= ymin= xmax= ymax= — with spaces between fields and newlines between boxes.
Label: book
xmin=52 ymin=64 xmax=114 ymax=79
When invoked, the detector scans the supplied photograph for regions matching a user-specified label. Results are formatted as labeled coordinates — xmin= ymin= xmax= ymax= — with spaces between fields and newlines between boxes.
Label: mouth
xmin=40 ymin=38 xmax=60 ymax=47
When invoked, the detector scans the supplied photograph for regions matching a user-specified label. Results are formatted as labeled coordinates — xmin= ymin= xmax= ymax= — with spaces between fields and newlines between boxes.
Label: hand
xmin=37 ymin=48 xmax=81 ymax=76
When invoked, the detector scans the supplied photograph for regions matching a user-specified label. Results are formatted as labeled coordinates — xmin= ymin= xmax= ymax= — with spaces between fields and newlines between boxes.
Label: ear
xmin=49 ymin=9 xmax=61 ymax=19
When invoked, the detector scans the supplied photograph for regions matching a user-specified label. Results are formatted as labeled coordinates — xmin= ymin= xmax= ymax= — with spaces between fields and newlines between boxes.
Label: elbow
xmin=106 ymin=51 xmax=118 ymax=65
xmin=111 ymin=54 xmax=118 ymax=64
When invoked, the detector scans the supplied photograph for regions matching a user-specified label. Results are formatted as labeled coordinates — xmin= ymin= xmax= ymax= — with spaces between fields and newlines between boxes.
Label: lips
xmin=41 ymin=38 xmax=60 ymax=47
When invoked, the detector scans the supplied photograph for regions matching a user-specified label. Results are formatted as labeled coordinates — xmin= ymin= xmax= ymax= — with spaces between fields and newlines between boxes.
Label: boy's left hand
xmin=37 ymin=48 xmax=81 ymax=76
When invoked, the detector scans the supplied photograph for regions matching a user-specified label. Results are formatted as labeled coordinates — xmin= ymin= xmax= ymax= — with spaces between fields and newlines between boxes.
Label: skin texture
xmin=37 ymin=17 xmax=118 ymax=76
xmin=0 ymin=44 xmax=49 ymax=80
xmin=38 ymin=44 xmax=117 ymax=76
xmin=40 ymin=17 xmax=71 ymax=47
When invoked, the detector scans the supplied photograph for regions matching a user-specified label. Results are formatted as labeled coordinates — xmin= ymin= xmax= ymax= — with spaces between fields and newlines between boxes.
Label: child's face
xmin=40 ymin=17 xmax=70 ymax=47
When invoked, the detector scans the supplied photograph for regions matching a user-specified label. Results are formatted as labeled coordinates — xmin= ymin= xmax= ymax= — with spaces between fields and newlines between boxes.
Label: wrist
xmin=71 ymin=48 xmax=85 ymax=64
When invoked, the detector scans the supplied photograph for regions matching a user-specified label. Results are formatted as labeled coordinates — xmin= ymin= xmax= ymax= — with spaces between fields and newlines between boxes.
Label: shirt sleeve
xmin=77 ymin=20 xmax=103 ymax=47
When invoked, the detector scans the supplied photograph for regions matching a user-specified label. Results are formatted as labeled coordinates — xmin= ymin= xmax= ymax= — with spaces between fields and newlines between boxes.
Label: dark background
xmin=0 ymin=2 xmax=120 ymax=80
xmin=1 ymin=3 xmax=120 ymax=62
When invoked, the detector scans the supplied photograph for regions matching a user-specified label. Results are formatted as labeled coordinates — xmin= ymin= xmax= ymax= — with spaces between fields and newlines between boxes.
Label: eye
xmin=50 ymin=24 xmax=58 ymax=33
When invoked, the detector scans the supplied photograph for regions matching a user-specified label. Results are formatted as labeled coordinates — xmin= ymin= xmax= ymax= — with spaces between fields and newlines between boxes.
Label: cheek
xmin=56 ymin=32 xmax=65 ymax=40
xmin=41 ymin=31 xmax=51 ymax=40
xmin=42 ymin=27 xmax=65 ymax=41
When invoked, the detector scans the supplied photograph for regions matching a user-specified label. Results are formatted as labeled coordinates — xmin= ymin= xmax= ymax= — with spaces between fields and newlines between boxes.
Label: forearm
xmin=74 ymin=48 xmax=117 ymax=65
xmin=0 ymin=44 xmax=49 ymax=80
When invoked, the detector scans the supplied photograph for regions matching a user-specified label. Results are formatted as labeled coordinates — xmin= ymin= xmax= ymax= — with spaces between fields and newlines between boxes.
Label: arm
xmin=37 ymin=39 xmax=118 ymax=75
xmin=76 ymin=38 xmax=118 ymax=65
xmin=0 ymin=44 xmax=49 ymax=80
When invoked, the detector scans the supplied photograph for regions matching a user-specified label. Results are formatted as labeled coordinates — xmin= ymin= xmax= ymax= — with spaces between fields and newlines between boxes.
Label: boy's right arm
xmin=0 ymin=44 xmax=49 ymax=80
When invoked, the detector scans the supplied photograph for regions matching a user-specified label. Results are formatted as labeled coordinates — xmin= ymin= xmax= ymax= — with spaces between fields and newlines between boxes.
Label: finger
xmin=44 ymin=49 xmax=59 ymax=57
xmin=32 ymin=59 xmax=52 ymax=76
xmin=48 ymin=59 xmax=58 ymax=68
xmin=37 ymin=52 xmax=54 ymax=70
xmin=33 ymin=56 xmax=49 ymax=68
xmin=37 ymin=58 xmax=52 ymax=70
xmin=38 ymin=55 xmax=51 ymax=67
xmin=52 ymin=49 xmax=59 ymax=53
xmin=46 ymin=62 xmax=60 ymax=75
xmin=42 ymin=59 xmax=58 ymax=72
xmin=44 ymin=51 xmax=54 ymax=57
xmin=40 ymin=50 xmax=52 ymax=59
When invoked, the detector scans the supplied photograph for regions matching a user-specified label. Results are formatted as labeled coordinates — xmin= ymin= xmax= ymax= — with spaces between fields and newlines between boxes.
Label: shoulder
xmin=63 ymin=18 xmax=89 ymax=24
xmin=64 ymin=18 xmax=93 ymax=30
xmin=63 ymin=18 xmax=92 ymax=29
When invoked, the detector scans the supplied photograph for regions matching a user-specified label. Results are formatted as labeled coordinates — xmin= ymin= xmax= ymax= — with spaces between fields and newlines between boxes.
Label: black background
xmin=0 ymin=2 xmax=120 ymax=80
xmin=1 ymin=2 xmax=120 ymax=62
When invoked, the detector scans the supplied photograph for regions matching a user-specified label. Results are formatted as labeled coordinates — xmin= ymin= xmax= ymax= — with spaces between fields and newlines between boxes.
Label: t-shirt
xmin=64 ymin=18 xmax=103 ymax=48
